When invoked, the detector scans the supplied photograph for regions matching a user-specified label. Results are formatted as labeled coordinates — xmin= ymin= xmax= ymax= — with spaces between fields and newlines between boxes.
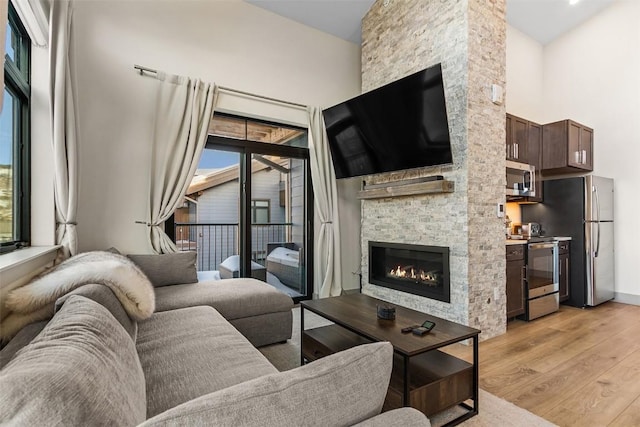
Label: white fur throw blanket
xmin=1 ymin=251 xmax=155 ymax=343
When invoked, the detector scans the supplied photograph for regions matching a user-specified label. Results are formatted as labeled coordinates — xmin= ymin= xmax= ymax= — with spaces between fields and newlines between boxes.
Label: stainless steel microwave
xmin=506 ymin=160 xmax=536 ymax=197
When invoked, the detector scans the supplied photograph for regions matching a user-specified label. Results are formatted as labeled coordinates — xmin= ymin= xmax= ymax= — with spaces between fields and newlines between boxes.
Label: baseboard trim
xmin=342 ymin=288 xmax=361 ymax=295
xmin=613 ymin=292 xmax=640 ymax=306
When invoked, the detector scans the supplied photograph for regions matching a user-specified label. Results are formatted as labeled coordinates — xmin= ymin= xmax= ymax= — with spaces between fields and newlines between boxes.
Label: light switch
xmin=491 ymin=84 xmax=504 ymax=105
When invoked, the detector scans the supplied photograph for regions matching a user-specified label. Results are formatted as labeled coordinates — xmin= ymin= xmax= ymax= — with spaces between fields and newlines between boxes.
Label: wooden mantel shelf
xmin=357 ymin=179 xmax=454 ymax=200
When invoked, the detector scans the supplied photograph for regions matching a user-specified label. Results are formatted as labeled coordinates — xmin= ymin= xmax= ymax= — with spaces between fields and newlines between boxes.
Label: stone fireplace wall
xmin=360 ymin=0 xmax=507 ymax=339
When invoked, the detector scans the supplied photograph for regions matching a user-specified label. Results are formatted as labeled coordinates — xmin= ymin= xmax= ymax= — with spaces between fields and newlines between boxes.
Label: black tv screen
xmin=322 ymin=63 xmax=452 ymax=179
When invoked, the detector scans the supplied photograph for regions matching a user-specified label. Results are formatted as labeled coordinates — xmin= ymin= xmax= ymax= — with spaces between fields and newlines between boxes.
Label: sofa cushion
xmin=352 ymin=408 xmax=431 ymax=426
xmin=0 ymin=321 xmax=48 ymax=370
xmin=140 ymin=342 xmax=393 ymax=427
xmin=229 ymin=310 xmax=292 ymax=348
xmin=136 ymin=305 xmax=278 ymax=418
xmin=154 ymin=278 xmax=293 ymax=320
xmin=54 ymin=283 xmax=138 ymax=340
xmin=128 ymin=251 xmax=198 ymax=287
xmin=0 ymin=295 xmax=146 ymax=426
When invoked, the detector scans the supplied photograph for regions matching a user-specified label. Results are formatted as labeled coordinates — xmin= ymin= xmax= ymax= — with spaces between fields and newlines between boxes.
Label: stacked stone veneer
xmin=361 ymin=0 xmax=507 ymax=340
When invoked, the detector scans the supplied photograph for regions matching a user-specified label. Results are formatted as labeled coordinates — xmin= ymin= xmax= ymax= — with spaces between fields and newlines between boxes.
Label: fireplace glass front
xmin=369 ymin=241 xmax=450 ymax=303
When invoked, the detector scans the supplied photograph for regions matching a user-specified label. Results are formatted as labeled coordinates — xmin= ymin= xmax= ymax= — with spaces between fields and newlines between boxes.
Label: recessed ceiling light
xmin=569 ymin=0 xmax=580 ymax=5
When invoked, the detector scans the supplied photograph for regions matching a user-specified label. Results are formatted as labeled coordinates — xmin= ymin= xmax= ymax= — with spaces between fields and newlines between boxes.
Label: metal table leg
xmin=300 ymin=305 xmax=305 ymax=365
xmin=473 ymin=334 xmax=479 ymax=415
xmin=403 ymin=354 xmax=410 ymax=406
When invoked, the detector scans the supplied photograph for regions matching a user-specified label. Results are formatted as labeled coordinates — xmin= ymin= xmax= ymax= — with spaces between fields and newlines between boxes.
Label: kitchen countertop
xmin=505 ymin=239 xmax=527 ymax=246
xmin=505 ymin=236 xmax=572 ymax=245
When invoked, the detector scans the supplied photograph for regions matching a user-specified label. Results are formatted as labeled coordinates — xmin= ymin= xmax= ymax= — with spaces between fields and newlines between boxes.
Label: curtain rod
xmin=133 ymin=64 xmax=308 ymax=110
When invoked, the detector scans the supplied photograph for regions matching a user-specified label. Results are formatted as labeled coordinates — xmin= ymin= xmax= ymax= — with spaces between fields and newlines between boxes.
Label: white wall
xmin=30 ymin=42 xmax=55 ymax=246
xmin=542 ymin=0 xmax=640 ymax=300
xmin=66 ymin=0 xmax=362 ymax=290
xmin=506 ymin=1 xmax=640 ymax=300
xmin=505 ymin=25 xmax=545 ymax=122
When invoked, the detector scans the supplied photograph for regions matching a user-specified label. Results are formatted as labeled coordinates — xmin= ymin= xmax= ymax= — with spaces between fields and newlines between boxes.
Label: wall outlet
xmin=497 ymin=202 xmax=504 ymax=218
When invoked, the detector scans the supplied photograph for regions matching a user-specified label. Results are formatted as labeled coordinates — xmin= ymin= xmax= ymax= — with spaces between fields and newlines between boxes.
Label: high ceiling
xmin=507 ymin=0 xmax=615 ymax=45
xmin=245 ymin=0 xmax=617 ymax=45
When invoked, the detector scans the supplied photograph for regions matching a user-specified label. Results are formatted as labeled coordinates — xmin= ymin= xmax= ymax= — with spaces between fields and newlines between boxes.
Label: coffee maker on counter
xmin=510 ymin=222 xmax=542 ymax=239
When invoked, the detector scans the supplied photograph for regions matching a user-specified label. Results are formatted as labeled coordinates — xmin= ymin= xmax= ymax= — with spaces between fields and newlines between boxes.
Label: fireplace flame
xmin=388 ymin=265 xmax=440 ymax=286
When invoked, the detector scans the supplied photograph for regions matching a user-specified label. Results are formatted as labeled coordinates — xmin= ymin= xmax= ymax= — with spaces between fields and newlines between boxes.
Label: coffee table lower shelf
xmin=302 ymin=324 xmax=473 ymax=417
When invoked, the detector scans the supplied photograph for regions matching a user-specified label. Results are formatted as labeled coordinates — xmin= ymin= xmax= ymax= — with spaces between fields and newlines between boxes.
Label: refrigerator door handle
xmin=596 ymin=222 xmax=601 ymax=257
xmin=594 ymin=186 xmax=601 ymax=257
xmin=594 ymin=185 xmax=601 ymax=224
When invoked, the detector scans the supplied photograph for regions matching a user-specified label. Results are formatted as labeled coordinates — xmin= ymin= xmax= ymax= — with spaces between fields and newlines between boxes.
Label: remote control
xmin=412 ymin=327 xmax=429 ymax=336
xmin=401 ymin=325 xmax=419 ymax=333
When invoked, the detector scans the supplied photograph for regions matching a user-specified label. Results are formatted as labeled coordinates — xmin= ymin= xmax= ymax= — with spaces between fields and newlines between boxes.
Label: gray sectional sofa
xmin=0 ymin=279 xmax=430 ymax=426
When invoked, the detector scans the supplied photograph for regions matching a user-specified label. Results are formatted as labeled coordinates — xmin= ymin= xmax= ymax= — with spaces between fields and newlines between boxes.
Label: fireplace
xmin=369 ymin=241 xmax=450 ymax=303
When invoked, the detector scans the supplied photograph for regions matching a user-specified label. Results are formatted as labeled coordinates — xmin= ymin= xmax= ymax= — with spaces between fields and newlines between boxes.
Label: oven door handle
xmin=528 ymin=242 xmax=556 ymax=250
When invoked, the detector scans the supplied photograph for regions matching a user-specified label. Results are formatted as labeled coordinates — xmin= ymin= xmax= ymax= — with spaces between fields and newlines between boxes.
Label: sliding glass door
xmin=175 ymin=114 xmax=313 ymax=301
xmin=251 ymin=153 xmax=309 ymax=299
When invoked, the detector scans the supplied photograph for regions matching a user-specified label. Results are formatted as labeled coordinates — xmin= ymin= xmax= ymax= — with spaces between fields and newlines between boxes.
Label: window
xmin=251 ymin=200 xmax=270 ymax=224
xmin=1 ymin=4 xmax=31 ymax=254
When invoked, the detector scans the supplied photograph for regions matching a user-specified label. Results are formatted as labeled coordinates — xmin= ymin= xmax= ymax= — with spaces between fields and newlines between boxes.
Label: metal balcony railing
xmin=174 ymin=222 xmax=293 ymax=271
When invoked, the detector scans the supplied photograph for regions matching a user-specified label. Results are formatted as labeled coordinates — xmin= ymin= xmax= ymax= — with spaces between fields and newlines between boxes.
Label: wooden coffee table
xmin=300 ymin=293 xmax=480 ymax=426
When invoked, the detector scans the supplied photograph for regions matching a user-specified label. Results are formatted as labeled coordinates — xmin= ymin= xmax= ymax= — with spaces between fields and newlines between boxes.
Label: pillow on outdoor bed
xmin=128 ymin=251 xmax=198 ymax=287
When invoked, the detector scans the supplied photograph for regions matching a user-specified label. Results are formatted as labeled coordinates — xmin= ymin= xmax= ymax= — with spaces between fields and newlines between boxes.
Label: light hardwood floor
xmin=446 ymin=301 xmax=640 ymax=426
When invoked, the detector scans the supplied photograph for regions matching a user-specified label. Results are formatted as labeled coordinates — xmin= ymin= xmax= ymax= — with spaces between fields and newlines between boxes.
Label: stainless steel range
xmin=524 ymin=237 xmax=559 ymax=320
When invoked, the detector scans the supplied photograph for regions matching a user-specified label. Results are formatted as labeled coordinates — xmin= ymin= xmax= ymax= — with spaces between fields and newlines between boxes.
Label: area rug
xmin=259 ymin=307 xmax=557 ymax=427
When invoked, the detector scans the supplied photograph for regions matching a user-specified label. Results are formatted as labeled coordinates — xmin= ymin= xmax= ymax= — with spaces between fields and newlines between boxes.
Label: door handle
xmin=523 ymin=170 xmax=532 ymax=193
xmin=514 ymin=143 xmax=519 ymax=159
xmin=530 ymin=167 xmax=536 ymax=196
xmin=582 ymin=150 xmax=587 ymax=165
xmin=593 ymin=186 xmax=601 ymax=257
xmin=595 ymin=222 xmax=601 ymax=258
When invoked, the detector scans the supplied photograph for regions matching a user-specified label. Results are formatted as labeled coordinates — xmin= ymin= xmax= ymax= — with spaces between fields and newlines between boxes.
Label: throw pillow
xmin=128 ymin=251 xmax=198 ymax=287
xmin=0 ymin=295 xmax=147 ymax=426
xmin=140 ymin=342 xmax=393 ymax=426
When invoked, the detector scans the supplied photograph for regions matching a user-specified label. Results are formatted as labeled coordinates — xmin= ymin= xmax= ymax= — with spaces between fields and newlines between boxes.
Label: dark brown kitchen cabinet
xmin=558 ymin=241 xmax=570 ymax=302
xmin=506 ymin=113 xmax=543 ymax=202
xmin=542 ymin=119 xmax=593 ymax=173
xmin=506 ymin=114 xmax=529 ymax=163
xmin=506 ymin=244 xmax=525 ymax=318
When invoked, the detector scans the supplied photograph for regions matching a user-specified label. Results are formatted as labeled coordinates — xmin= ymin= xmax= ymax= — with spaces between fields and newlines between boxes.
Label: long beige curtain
xmin=147 ymin=72 xmax=217 ymax=253
xmin=307 ymin=106 xmax=342 ymax=297
xmin=49 ymin=0 xmax=78 ymax=258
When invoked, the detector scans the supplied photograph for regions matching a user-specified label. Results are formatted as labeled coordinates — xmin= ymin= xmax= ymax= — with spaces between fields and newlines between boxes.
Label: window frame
xmin=1 ymin=3 xmax=31 ymax=254
xmin=250 ymin=199 xmax=270 ymax=224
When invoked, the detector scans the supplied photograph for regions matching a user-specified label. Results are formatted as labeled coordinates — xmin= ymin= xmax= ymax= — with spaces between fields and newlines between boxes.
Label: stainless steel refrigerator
xmin=522 ymin=176 xmax=614 ymax=307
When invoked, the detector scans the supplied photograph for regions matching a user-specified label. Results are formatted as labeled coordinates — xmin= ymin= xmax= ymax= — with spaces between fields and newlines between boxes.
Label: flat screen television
xmin=322 ymin=63 xmax=452 ymax=179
